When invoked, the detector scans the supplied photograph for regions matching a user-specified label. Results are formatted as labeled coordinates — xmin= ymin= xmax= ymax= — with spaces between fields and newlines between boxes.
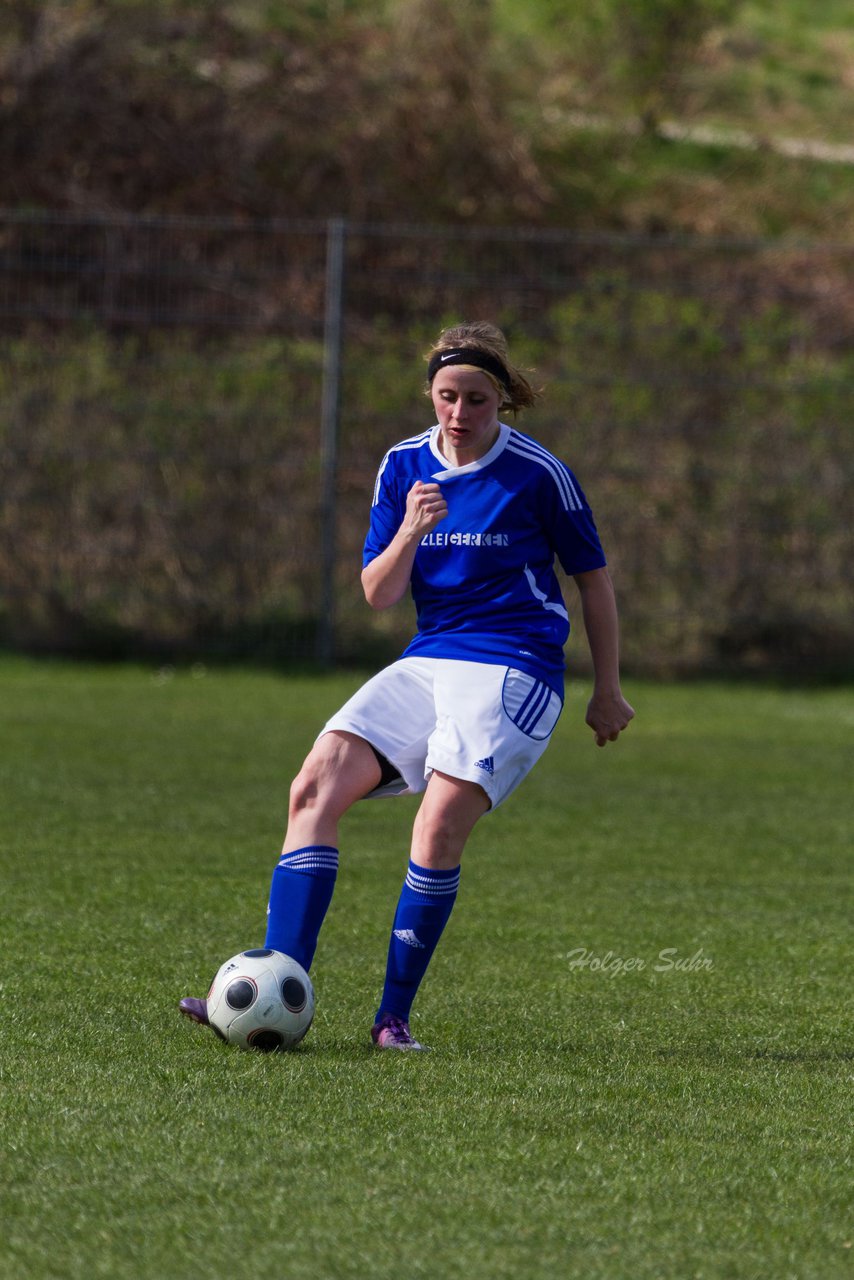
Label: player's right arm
xmin=361 ymin=481 xmax=447 ymax=610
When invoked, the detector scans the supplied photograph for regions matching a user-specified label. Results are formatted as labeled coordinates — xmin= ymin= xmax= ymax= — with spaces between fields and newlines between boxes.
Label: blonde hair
xmin=425 ymin=321 xmax=540 ymax=413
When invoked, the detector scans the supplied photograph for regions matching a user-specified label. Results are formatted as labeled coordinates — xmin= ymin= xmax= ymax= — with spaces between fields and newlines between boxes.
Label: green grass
xmin=0 ymin=658 xmax=851 ymax=1279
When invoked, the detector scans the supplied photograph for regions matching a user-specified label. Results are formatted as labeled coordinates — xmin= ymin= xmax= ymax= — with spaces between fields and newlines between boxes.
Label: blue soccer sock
xmin=376 ymin=860 xmax=461 ymax=1023
xmin=264 ymin=846 xmax=338 ymax=972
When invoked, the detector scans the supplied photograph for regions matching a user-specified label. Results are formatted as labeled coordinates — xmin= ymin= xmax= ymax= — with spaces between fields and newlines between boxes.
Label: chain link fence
xmin=1 ymin=210 xmax=852 ymax=676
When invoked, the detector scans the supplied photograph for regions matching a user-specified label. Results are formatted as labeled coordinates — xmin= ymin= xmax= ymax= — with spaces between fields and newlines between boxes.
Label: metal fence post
xmin=317 ymin=216 xmax=346 ymax=667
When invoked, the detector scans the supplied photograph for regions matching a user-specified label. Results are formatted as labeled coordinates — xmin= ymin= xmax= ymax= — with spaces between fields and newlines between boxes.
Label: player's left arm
xmin=573 ymin=566 xmax=635 ymax=747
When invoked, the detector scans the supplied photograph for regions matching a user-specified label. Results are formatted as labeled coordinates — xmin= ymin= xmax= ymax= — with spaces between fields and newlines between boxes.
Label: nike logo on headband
xmin=426 ymin=347 xmax=511 ymax=392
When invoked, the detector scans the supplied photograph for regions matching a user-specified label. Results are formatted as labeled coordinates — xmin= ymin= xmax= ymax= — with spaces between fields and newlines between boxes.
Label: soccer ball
xmin=206 ymin=949 xmax=315 ymax=1051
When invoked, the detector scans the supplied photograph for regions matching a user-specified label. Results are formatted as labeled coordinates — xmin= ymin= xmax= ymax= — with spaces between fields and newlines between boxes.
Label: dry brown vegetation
xmin=1 ymin=2 xmax=852 ymax=675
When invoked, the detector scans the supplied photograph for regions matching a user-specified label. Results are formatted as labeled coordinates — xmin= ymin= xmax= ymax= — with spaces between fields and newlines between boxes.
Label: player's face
xmin=431 ymin=369 xmax=502 ymax=463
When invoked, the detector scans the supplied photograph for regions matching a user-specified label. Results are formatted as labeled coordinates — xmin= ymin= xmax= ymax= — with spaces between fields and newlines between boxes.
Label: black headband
xmin=427 ymin=347 xmax=511 ymax=394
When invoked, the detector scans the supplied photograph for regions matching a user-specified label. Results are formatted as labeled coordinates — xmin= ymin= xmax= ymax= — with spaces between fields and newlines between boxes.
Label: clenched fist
xmin=404 ymin=480 xmax=448 ymax=539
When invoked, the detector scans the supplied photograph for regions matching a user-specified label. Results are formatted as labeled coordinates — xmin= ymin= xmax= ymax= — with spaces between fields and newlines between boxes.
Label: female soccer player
xmin=180 ymin=321 xmax=634 ymax=1049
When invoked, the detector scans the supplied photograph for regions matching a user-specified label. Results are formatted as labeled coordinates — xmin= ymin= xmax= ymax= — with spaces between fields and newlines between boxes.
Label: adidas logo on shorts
xmin=474 ymin=756 xmax=495 ymax=775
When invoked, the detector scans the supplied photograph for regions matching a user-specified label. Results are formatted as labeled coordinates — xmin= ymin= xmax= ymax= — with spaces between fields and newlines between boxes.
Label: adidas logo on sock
xmin=393 ymin=928 xmax=426 ymax=948
xmin=474 ymin=756 xmax=495 ymax=775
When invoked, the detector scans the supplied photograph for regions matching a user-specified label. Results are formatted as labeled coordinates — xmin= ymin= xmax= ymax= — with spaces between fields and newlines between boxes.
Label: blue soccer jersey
xmin=363 ymin=423 xmax=607 ymax=693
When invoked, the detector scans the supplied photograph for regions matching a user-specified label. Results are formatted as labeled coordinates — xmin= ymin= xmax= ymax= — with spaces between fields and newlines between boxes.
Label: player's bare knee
xmin=288 ymin=740 xmax=337 ymax=810
xmin=412 ymin=810 xmax=466 ymax=867
xmin=288 ymin=732 xmax=381 ymax=823
xmin=287 ymin=766 xmax=322 ymax=821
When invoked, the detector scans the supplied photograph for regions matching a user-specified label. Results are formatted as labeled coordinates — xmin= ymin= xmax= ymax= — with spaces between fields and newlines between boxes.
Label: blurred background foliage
xmin=2 ymin=0 xmax=854 ymax=235
xmin=0 ymin=0 xmax=852 ymax=676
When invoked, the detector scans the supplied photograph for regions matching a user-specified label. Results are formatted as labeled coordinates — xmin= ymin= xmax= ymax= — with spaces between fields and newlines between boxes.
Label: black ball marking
xmin=225 ymin=978 xmax=257 ymax=1010
xmin=281 ymin=977 xmax=307 ymax=1012
xmin=248 ymin=1028 xmax=284 ymax=1052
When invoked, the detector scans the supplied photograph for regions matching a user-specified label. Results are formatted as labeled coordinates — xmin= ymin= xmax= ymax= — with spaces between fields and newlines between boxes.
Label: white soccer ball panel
xmin=206 ymin=949 xmax=314 ymax=1051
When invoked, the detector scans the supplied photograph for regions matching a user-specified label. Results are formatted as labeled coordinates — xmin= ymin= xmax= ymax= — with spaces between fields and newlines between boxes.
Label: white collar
xmin=429 ymin=422 xmax=511 ymax=480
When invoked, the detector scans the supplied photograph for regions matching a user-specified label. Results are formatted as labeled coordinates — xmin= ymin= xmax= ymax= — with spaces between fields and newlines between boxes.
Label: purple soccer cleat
xmin=178 ymin=996 xmax=210 ymax=1026
xmin=371 ymin=1013 xmax=429 ymax=1051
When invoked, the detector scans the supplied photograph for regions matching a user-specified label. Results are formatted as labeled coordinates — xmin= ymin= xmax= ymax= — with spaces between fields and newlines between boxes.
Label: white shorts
xmin=320 ymin=656 xmax=563 ymax=811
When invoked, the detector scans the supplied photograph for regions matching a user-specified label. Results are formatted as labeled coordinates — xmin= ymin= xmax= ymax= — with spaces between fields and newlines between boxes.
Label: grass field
xmin=0 ymin=657 xmax=851 ymax=1279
